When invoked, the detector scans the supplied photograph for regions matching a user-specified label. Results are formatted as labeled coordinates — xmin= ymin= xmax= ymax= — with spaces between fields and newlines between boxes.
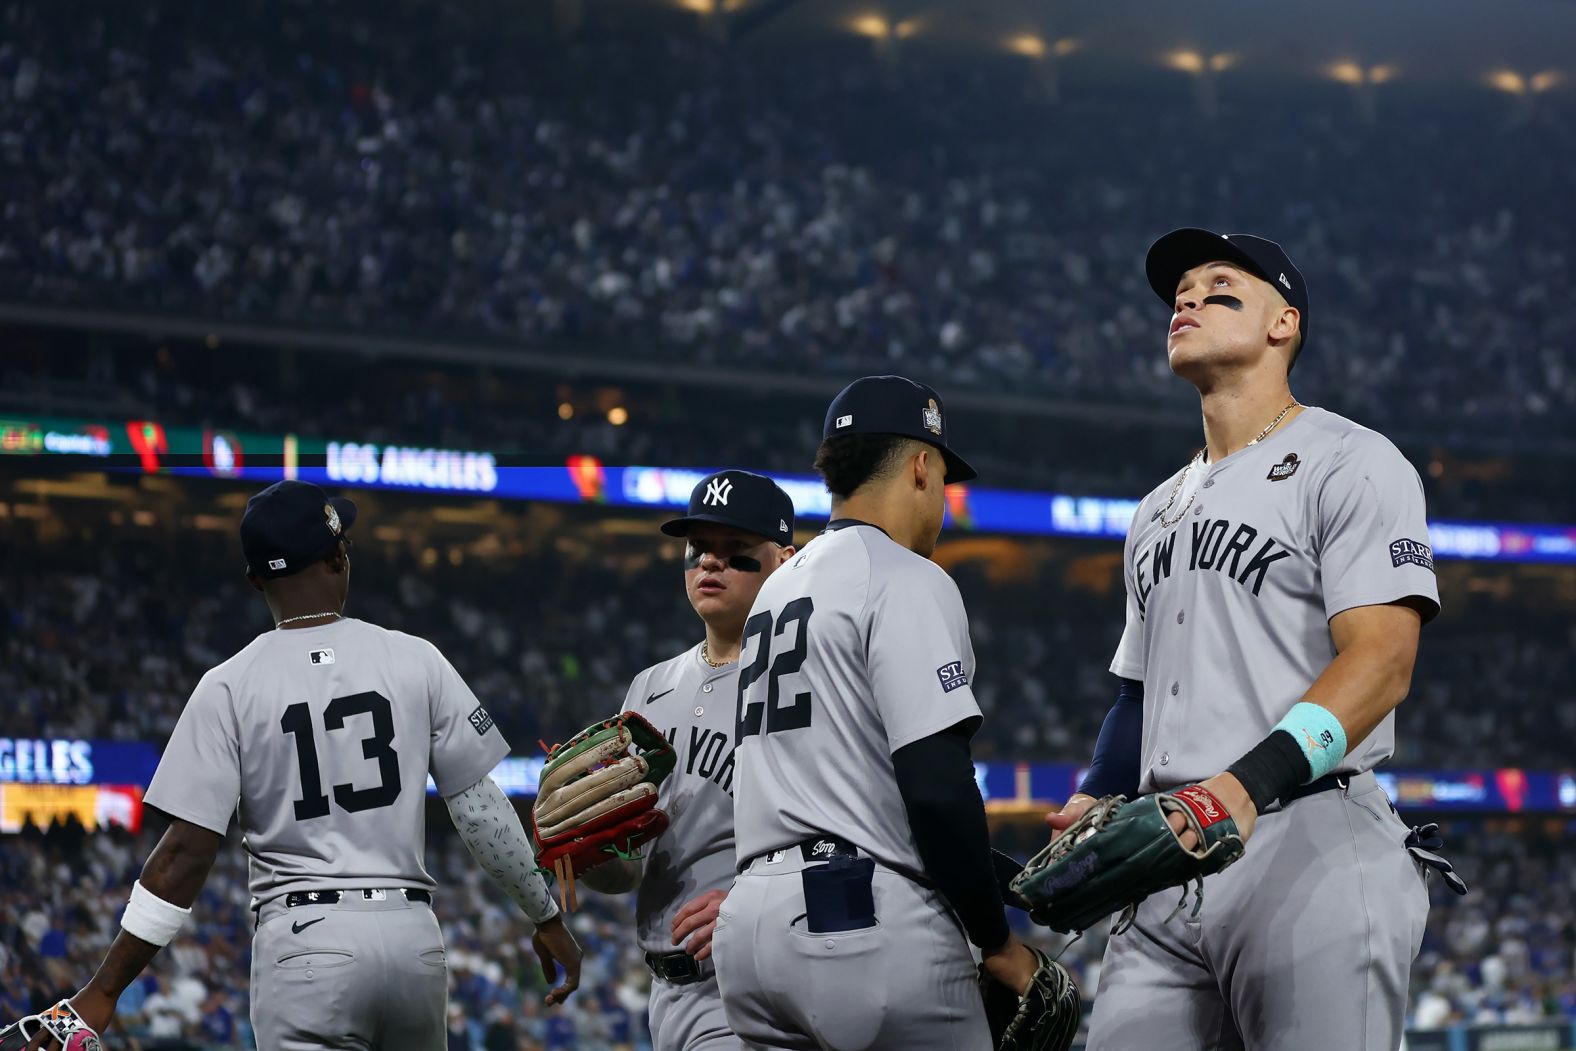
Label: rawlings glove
xmin=979 ymin=946 xmax=1081 ymax=1051
xmin=1011 ymin=785 xmax=1245 ymax=935
xmin=531 ymin=712 xmax=677 ymax=908
xmin=0 ymin=1000 xmax=102 ymax=1051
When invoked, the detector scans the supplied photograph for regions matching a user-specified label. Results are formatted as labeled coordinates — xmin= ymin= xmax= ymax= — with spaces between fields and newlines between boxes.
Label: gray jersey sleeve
xmin=425 ymin=644 xmax=511 ymax=798
xmin=144 ymin=669 xmax=241 ymax=835
xmin=866 ymin=562 xmax=982 ymax=752
xmin=1109 ymin=510 xmax=1147 ymax=680
xmin=1315 ymin=430 xmax=1441 ymax=623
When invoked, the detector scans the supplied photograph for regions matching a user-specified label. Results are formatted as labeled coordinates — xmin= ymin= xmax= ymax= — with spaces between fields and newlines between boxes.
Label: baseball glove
xmin=531 ymin=711 xmax=677 ymax=908
xmin=979 ymin=946 xmax=1081 ymax=1051
xmin=0 ymin=1000 xmax=102 ymax=1051
xmin=1011 ymin=785 xmax=1245 ymax=935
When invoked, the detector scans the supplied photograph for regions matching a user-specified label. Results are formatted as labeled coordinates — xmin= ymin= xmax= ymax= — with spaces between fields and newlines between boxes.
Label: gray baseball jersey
xmin=145 ymin=617 xmax=509 ymax=906
xmin=732 ymin=521 xmax=982 ymax=874
xmin=618 ymin=643 xmax=739 ymax=957
xmin=1109 ymin=407 xmax=1440 ymax=792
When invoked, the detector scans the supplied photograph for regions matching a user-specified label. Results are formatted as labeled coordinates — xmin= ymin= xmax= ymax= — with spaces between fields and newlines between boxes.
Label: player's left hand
xmin=531 ymin=915 xmax=583 ymax=1007
xmin=1168 ymin=772 xmax=1258 ymax=849
xmin=671 ymin=889 xmax=728 ymax=962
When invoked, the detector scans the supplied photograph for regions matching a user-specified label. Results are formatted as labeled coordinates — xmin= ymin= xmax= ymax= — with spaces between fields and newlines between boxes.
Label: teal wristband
xmin=1273 ymin=701 xmax=1348 ymax=782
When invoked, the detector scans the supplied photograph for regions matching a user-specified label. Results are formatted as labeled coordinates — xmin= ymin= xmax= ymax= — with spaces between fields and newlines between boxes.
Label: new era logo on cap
xmin=268 ymin=558 xmax=287 ymax=571
xmin=1278 ymin=272 xmax=1292 ymax=290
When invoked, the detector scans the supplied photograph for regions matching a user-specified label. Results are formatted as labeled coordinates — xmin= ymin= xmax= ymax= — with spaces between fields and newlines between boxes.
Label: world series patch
xmin=467 ymin=704 xmax=495 ymax=736
xmin=936 ymin=661 xmax=969 ymax=693
xmin=1389 ymin=538 xmax=1434 ymax=571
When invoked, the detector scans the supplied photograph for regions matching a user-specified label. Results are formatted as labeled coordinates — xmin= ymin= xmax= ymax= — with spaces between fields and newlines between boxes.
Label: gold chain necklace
xmin=701 ymin=640 xmax=730 ymax=668
xmin=1156 ymin=402 xmax=1299 ymax=528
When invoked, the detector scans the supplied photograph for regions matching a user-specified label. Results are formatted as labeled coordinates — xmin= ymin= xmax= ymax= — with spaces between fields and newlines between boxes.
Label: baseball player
xmin=575 ymin=470 xmax=797 ymax=1051
xmin=7 ymin=480 xmax=580 ymax=1051
xmin=713 ymin=376 xmax=1046 ymax=1050
xmin=1055 ymin=230 xmax=1444 ymax=1049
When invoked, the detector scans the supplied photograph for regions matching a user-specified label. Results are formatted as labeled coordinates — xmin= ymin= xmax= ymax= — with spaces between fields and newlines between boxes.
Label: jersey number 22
xmin=737 ymin=597 xmax=814 ymax=741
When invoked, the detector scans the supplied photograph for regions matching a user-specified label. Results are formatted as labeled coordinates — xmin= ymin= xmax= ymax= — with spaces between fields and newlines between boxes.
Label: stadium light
xmin=608 ymin=406 xmax=629 ymax=426
xmin=1487 ymin=70 xmax=1527 ymax=95
xmin=674 ymin=0 xmax=718 ymax=12
xmin=557 ymin=402 xmax=574 ymax=420
xmin=893 ymin=18 xmax=922 ymax=39
xmin=1006 ymin=34 xmax=1046 ymax=59
xmin=849 ymin=14 xmax=890 ymax=39
xmin=1208 ymin=52 xmax=1236 ymax=73
xmin=1329 ymin=61 xmax=1397 ymax=87
xmin=1530 ymin=70 xmax=1563 ymax=93
xmin=1166 ymin=50 xmax=1205 ymax=75
xmin=1052 ymin=38 xmax=1079 ymax=59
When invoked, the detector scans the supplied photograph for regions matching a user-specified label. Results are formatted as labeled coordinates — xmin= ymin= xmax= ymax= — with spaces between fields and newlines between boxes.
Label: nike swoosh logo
xmin=292 ymin=918 xmax=326 ymax=934
xmin=645 ymin=689 xmax=675 ymax=705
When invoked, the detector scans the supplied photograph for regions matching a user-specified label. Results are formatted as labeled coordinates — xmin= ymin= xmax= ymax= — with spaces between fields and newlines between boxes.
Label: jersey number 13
xmin=281 ymin=691 xmax=403 ymax=820
xmin=737 ymin=596 xmax=814 ymax=742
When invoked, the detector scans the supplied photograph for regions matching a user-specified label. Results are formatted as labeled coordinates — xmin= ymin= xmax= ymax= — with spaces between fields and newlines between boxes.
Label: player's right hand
xmin=981 ymin=934 xmax=1041 ymax=997
xmin=1044 ymin=793 xmax=1099 ymax=842
xmin=531 ymin=915 xmax=583 ymax=1007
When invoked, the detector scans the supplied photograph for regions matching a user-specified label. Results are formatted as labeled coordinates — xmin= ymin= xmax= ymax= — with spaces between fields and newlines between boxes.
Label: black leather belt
xmin=1281 ymin=773 xmax=1349 ymax=806
xmin=745 ymin=834 xmax=860 ymax=870
xmin=284 ymin=889 xmax=432 ymax=907
xmin=645 ymin=950 xmax=708 ymax=985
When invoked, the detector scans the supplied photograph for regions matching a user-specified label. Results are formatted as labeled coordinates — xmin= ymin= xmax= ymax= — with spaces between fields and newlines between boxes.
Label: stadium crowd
xmin=2 ymin=513 xmax=1571 ymax=770
xmin=2 ymin=1 xmax=1575 ymax=449
xmin=0 ymin=810 xmax=1568 ymax=1049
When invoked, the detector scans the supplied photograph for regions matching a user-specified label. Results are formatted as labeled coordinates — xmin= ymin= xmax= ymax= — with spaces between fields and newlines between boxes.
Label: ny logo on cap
xmin=704 ymin=477 xmax=733 ymax=506
xmin=324 ymin=503 xmax=341 ymax=533
xmin=922 ymin=398 xmax=943 ymax=437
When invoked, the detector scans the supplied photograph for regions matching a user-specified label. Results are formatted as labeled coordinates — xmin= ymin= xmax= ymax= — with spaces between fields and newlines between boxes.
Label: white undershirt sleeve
xmin=445 ymin=775 xmax=560 ymax=926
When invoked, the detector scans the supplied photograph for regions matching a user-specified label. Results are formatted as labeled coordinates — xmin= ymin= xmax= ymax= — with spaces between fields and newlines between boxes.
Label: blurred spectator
xmin=0 ymin=1 xmax=1572 ymax=449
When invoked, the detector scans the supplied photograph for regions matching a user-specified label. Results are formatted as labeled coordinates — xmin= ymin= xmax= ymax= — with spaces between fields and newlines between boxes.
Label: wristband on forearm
xmin=1227 ymin=701 xmax=1349 ymax=813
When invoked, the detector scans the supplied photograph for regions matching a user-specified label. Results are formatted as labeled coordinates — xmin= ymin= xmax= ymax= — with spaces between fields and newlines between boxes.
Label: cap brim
xmin=659 ymin=514 xmax=775 ymax=542
xmin=940 ymin=448 xmax=977 ymax=485
xmin=1145 ymin=228 xmax=1270 ymax=307
xmin=330 ymin=496 xmax=358 ymax=532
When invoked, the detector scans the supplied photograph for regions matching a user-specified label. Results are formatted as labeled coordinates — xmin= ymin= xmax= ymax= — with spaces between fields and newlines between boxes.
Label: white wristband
xmin=121 ymin=880 xmax=192 ymax=947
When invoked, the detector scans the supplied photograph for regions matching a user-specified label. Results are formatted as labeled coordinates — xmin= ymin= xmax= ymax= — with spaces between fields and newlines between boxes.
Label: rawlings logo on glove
xmin=0 ymin=999 xmax=103 ymax=1051
xmin=530 ymin=711 xmax=677 ymax=910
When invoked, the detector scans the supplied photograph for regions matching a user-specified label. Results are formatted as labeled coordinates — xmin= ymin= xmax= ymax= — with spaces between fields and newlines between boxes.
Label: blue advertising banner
xmin=5 ymin=414 xmax=1574 ymax=563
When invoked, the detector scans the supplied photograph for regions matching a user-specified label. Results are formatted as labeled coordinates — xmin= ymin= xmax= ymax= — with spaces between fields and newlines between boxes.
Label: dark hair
xmin=814 ymin=433 xmax=915 ymax=498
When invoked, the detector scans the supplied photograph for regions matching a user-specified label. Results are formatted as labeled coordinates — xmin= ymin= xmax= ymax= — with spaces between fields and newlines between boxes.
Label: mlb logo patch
xmin=309 ymin=648 xmax=335 ymax=666
xmin=467 ymin=705 xmax=495 ymax=736
xmin=835 ymin=414 xmax=853 ymax=429
xmin=936 ymin=661 xmax=969 ymax=693
xmin=1389 ymin=538 xmax=1434 ymax=571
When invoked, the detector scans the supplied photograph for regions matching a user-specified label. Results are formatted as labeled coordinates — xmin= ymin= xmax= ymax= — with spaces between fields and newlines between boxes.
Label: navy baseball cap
xmin=1145 ymin=229 xmax=1310 ymax=357
xmin=822 ymin=375 xmax=977 ymax=484
xmin=241 ymin=480 xmax=358 ymax=579
xmin=661 ymin=470 xmax=795 ymax=546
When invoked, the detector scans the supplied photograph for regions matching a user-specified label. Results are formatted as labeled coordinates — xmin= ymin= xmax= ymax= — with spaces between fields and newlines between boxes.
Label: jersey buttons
xmin=1176 ymin=610 xmax=1185 ymax=625
xmin=1203 ymin=479 xmax=1215 ymax=488
xmin=703 ymin=683 xmax=714 ymax=693
xmin=1171 ymin=681 xmax=1179 ymax=696
xmin=1159 ymin=753 xmax=1170 ymax=766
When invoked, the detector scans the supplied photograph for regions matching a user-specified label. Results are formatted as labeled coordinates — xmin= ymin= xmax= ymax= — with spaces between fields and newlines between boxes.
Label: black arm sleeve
xmin=892 ymin=718 xmax=1010 ymax=952
xmin=1077 ymin=678 xmax=1144 ymax=799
